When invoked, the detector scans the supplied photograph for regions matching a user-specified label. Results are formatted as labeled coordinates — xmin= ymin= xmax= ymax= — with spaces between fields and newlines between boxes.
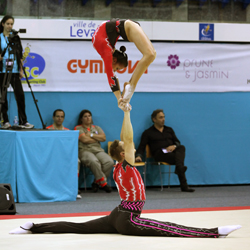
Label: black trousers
xmin=0 ymin=73 xmax=27 ymax=125
xmin=31 ymin=206 xmax=219 ymax=238
xmin=153 ymin=145 xmax=188 ymax=188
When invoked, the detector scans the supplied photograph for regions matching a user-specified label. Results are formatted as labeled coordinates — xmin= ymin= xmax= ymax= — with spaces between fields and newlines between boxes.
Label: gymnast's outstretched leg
xmin=9 ymin=213 xmax=118 ymax=234
xmin=114 ymin=207 xmax=241 ymax=238
xmin=122 ymin=20 xmax=156 ymax=103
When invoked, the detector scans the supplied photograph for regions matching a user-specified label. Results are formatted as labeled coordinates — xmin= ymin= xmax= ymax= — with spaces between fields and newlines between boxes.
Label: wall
xmin=2 ymin=16 xmax=250 ymax=188
xmin=6 ymin=91 xmax=250 ymax=187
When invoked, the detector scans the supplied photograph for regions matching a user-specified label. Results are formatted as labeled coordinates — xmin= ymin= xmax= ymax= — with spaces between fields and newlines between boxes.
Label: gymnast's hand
xmin=118 ymin=98 xmax=132 ymax=111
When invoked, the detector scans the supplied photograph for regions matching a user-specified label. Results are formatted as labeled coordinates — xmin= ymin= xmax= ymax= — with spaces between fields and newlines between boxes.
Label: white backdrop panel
xmin=20 ymin=40 xmax=250 ymax=92
xmin=14 ymin=18 xmax=250 ymax=42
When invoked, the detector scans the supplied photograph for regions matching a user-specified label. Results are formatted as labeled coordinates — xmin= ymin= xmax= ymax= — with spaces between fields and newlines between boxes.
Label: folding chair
xmin=145 ymin=145 xmax=175 ymax=191
xmin=79 ymin=160 xmax=94 ymax=191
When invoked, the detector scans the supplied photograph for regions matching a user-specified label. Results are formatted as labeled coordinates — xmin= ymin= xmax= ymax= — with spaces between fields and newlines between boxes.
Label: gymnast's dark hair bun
xmin=120 ymin=46 xmax=126 ymax=53
xmin=113 ymin=46 xmax=128 ymax=67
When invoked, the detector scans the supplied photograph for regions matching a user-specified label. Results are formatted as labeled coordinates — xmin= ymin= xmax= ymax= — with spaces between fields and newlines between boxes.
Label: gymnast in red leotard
xmin=92 ymin=18 xmax=156 ymax=111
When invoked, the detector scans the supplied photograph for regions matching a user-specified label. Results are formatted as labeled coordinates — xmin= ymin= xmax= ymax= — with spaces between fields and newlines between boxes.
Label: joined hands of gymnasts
xmin=118 ymin=82 xmax=134 ymax=111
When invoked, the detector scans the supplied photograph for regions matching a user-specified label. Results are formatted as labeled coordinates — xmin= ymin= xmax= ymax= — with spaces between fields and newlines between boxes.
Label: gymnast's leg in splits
xmin=9 ymin=205 xmax=240 ymax=238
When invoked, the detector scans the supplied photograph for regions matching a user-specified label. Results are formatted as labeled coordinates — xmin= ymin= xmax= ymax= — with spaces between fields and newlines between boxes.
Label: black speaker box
xmin=0 ymin=184 xmax=16 ymax=215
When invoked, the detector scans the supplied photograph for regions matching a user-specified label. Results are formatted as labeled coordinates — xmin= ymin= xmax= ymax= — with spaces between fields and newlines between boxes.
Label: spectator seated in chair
xmin=135 ymin=109 xmax=194 ymax=192
xmin=74 ymin=109 xmax=113 ymax=193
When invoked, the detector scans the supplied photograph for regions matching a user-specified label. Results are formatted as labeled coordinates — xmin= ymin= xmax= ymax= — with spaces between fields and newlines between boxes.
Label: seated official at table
xmin=46 ymin=109 xmax=69 ymax=130
xmin=74 ymin=109 xmax=113 ymax=193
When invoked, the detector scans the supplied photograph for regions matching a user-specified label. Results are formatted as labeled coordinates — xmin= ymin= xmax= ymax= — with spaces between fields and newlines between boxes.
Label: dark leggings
xmin=31 ymin=206 xmax=219 ymax=238
xmin=0 ymin=73 xmax=27 ymax=124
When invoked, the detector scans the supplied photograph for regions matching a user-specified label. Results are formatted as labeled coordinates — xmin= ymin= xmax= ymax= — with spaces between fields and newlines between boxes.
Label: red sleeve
xmin=92 ymin=22 xmax=120 ymax=92
xmin=102 ymin=50 xmax=120 ymax=92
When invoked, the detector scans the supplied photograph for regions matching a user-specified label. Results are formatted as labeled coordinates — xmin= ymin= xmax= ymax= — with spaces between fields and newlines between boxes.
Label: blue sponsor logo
xmin=199 ymin=23 xmax=214 ymax=41
xmin=22 ymin=52 xmax=46 ymax=81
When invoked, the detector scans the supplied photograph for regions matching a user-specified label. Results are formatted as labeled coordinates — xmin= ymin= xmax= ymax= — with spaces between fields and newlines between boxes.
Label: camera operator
xmin=0 ymin=15 xmax=34 ymax=129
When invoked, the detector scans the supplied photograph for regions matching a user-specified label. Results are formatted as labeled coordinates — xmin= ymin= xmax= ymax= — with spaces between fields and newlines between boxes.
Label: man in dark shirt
xmin=135 ymin=109 xmax=194 ymax=192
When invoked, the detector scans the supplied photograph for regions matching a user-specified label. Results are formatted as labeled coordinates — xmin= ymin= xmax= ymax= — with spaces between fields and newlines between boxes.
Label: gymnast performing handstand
xmin=92 ymin=18 xmax=156 ymax=111
xmin=9 ymin=110 xmax=241 ymax=238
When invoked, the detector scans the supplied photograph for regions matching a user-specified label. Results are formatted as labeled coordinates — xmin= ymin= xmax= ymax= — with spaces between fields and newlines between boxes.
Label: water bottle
xmin=13 ymin=116 xmax=19 ymax=126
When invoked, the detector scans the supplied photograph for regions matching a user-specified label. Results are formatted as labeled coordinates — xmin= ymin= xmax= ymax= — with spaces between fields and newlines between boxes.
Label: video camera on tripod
xmin=1 ymin=28 xmax=26 ymax=58
xmin=0 ymin=29 xmax=26 ymax=71
xmin=9 ymin=29 xmax=26 ymax=40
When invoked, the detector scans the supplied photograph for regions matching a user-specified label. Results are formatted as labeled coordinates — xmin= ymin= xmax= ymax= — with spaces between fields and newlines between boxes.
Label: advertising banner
xmin=20 ymin=40 xmax=250 ymax=92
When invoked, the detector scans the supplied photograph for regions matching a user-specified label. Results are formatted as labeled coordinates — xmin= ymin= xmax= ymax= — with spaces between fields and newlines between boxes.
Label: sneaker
xmin=76 ymin=190 xmax=82 ymax=199
xmin=1 ymin=122 xmax=11 ymax=129
xmin=103 ymin=184 xmax=112 ymax=193
xmin=19 ymin=122 xmax=34 ymax=129
xmin=77 ymin=194 xmax=82 ymax=199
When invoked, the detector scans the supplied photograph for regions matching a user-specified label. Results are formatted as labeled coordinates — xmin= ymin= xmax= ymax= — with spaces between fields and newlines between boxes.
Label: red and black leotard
xmin=92 ymin=19 xmax=139 ymax=92
xmin=113 ymin=159 xmax=146 ymax=212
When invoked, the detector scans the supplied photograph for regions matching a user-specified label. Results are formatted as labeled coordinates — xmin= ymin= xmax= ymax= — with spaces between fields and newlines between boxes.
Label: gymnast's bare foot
xmin=122 ymin=83 xmax=134 ymax=103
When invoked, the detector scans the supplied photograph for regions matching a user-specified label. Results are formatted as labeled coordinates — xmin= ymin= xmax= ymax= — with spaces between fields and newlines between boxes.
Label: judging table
xmin=0 ymin=130 xmax=79 ymax=203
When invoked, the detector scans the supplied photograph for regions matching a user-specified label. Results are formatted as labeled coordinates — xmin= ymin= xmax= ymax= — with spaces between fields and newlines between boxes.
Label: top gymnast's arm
xmin=113 ymin=89 xmax=122 ymax=102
